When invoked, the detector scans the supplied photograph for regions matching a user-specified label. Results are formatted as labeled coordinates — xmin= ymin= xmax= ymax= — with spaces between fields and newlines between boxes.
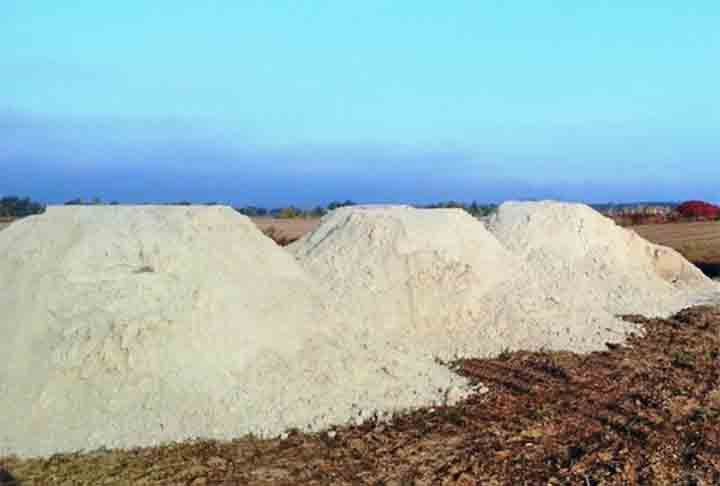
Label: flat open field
xmin=632 ymin=221 xmax=720 ymax=263
xmin=632 ymin=221 xmax=720 ymax=277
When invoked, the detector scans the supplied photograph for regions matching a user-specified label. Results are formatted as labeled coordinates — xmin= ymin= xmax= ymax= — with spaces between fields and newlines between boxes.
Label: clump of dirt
xmin=4 ymin=305 xmax=720 ymax=485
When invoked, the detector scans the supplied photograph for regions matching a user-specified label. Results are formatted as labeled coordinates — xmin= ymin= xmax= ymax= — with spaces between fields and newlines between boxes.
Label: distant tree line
xmin=235 ymin=200 xmax=357 ymax=219
xmin=422 ymin=200 xmax=497 ymax=218
xmin=3 ymin=195 xmax=501 ymax=220
xmin=236 ymin=200 xmax=499 ymax=219
xmin=0 ymin=196 xmax=45 ymax=218
xmin=64 ymin=197 xmax=119 ymax=206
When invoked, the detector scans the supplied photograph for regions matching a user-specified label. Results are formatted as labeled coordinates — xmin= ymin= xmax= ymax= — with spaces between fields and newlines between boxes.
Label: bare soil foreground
xmin=4 ymin=306 xmax=720 ymax=485
xmin=633 ymin=221 xmax=720 ymax=277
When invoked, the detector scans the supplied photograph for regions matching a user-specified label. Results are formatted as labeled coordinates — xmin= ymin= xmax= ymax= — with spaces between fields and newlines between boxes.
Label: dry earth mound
xmin=0 ymin=206 xmax=465 ymax=457
xmin=487 ymin=201 xmax=716 ymax=316
xmin=292 ymin=205 xmax=607 ymax=358
xmin=290 ymin=206 xmax=518 ymax=347
xmin=293 ymin=203 xmax=718 ymax=360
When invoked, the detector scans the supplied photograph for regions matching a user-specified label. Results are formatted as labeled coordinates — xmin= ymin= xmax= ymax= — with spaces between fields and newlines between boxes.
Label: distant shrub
xmin=424 ymin=201 xmax=497 ymax=218
xmin=64 ymin=197 xmax=104 ymax=206
xmin=327 ymin=200 xmax=356 ymax=210
xmin=278 ymin=207 xmax=301 ymax=219
xmin=0 ymin=196 xmax=45 ymax=218
xmin=676 ymin=201 xmax=720 ymax=220
xmin=236 ymin=206 xmax=268 ymax=217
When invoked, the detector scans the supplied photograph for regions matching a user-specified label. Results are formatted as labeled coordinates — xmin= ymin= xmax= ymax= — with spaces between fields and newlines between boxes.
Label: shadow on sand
xmin=694 ymin=261 xmax=720 ymax=279
xmin=0 ymin=469 xmax=18 ymax=485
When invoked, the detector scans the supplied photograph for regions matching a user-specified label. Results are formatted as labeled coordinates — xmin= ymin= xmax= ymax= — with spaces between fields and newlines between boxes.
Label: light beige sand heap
xmin=292 ymin=203 xmax=719 ymax=360
xmin=0 ymin=206 xmax=467 ymax=457
xmin=289 ymin=206 xmax=520 ymax=323
xmin=2 ymin=202 xmax=717 ymax=458
xmin=487 ymin=201 xmax=717 ymax=315
xmin=290 ymin=206 xmax=522 ymax=356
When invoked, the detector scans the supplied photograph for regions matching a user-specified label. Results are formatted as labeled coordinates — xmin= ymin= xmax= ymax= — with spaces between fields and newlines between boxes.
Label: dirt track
xmin=4 ymin=306 xmax=720 ymax=485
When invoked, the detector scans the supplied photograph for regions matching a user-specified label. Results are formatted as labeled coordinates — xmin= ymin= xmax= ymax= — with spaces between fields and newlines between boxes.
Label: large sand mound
xmin=0 ymin=206 xmax=466 ymax=457
xmin=2 ymin=202 xmax=717 ymax=457
xmin=290 ymin=206 xmax=518 ymax=332
xmin=290 ymin=206 xmax=522 ymax=356
xmin=487 ymin=201 xmax=715 ymax=315
xmin=292 ymin=203 xmax=718 ymax=359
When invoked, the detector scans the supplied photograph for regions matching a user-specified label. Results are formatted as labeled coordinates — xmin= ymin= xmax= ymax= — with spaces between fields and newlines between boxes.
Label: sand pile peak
xmin=0 ymin=206 xmax=468 ymax=457
xmin=291 ymin=205 xmax=519 ymax=341
xmin=293 ymin=203 xmax=718 ymax=360
xmin=486 ymin=201 xmax=715 ymax=315
xmin=488 ymin=200 xmax=707 ymax=286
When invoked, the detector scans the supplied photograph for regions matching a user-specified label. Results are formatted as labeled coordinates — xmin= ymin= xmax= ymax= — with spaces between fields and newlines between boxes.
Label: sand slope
xmin=487 ymin=201 xmax=713 ymax=315
xmin=293 ymin=203 xmax=718 ymax=359
xmin=290 ymin=206 xmax=518 ymax=338
xmin=0 ymin=206 xmax=466 ymax=457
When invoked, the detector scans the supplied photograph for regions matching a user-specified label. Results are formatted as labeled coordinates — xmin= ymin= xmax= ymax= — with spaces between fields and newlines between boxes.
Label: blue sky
xmin=1 ymin=1 xmax=719 ymax=206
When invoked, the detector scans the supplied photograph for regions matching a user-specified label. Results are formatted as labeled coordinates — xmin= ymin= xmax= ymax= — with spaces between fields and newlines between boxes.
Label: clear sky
xmin=1 ymin=1 xmax=718 ymax=206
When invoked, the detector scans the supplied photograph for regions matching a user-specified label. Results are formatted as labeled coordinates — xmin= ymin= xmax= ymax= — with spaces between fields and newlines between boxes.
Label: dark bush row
xmin=0 ymin=196 xmax=45 ymax=218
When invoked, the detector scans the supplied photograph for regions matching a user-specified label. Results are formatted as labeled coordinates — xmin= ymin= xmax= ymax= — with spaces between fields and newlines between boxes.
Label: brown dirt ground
xmin=3 ymin=306 xmax=720 ymax=485
xmin=251 ymin=218 xmax=321 ymax=246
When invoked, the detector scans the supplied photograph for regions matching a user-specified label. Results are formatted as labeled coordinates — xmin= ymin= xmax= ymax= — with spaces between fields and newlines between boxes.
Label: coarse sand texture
xmin=290 ymin=206 xmax=522 ymax=357
xmin=292 ymin=204 xmax=719 ymax=359
xmin=1 ymin=202 xmax=717 ymax=458
xmin=0 ymin=206 xmax=467 ymax=457
xmin=487 ymin=201 xmax=716 ymax=315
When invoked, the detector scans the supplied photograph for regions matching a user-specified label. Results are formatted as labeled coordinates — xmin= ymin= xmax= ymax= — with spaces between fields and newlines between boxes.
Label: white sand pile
xmin=487 ymin=201 xmax=716 ymax=315
xmin=3 ymin=202 xmax=717 ymax=458
xmin=0 ymin=206 xmax=466 ymax=457
xmin=290 ymin=206 xmax=522 ymax=356
xmin=292 ymin=203 xmax=719 ymax=360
